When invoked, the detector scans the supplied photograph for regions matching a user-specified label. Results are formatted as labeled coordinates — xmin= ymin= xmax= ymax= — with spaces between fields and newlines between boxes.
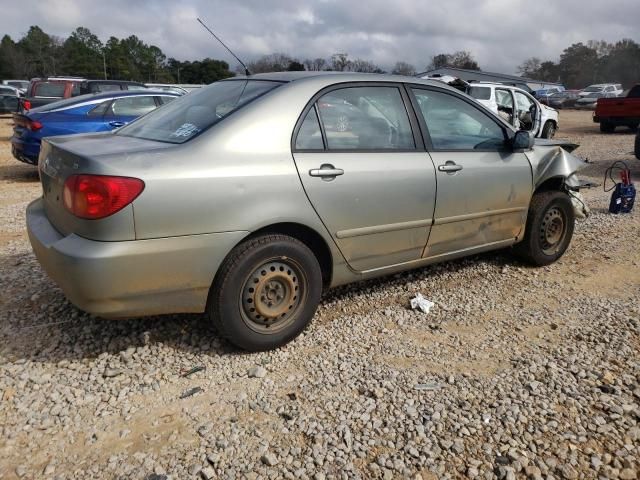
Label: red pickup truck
xmin=594 ymin=84 xmax=640 ymax=133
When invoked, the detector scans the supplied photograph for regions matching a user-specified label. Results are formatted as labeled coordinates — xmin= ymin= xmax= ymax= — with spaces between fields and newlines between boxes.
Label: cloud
xmin=1 ymin=0 xmax=639 ymax=74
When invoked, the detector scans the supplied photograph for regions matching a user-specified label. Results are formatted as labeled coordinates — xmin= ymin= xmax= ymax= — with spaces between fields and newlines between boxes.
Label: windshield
xmin=584 ymin=86 xmax=604 ymax=93
xmin=117 ymin=80 xmax=281 ymax=144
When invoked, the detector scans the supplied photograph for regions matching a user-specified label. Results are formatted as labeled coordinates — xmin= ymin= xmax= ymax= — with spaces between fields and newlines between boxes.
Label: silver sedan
xmin=27 ymin=72 xmax=585 ymax=351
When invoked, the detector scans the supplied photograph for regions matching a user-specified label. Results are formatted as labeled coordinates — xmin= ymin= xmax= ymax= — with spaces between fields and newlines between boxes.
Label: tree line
xmin=0 ymin=26 xmax=234 ymax=84
xmin=518 ymin=39 xmax=640 ymax=89
xmin=0 ymin=25 xmax=483 ymax=83
xmin=2 ymin=25 xmax=637 ymax=89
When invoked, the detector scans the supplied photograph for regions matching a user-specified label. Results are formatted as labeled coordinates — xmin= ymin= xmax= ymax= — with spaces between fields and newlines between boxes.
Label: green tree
xmin=17 ymin=26 xmax=59 ymax=77
xmin=61 ymin=27 xmax=104 ymax=78
xmin=0 ymin=35 xmax=20 ymax=78
xmin=558 ymin=43 xmax=599 ymax=88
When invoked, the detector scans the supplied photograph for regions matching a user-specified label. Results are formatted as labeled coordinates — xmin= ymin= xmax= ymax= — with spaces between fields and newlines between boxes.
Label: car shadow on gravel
xmin=0 ymin=249 xmax=522 ymax=364
xmin=0 ymin=164 xmax=39 ymax=182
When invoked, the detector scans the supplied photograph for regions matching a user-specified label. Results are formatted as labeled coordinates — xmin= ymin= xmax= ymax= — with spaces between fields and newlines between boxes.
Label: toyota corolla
xmin=27 ymin=72 xmax=586 ymax=351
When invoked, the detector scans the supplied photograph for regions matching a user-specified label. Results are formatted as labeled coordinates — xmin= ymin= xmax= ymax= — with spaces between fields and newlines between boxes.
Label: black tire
xmin=541 ymin=121 xmax=556 ymax=139
xmin=628 ymin=122 xmax=639 ymax=132
xmin=635 ymin=131 xmax=640 ymax=160
xmin=600 ymin=121 xmax=615 ymax=133
xmin=208 ymin=234 xmax=322 ymax=351
xmin=514 ymin=191 xmax=575 ymax=266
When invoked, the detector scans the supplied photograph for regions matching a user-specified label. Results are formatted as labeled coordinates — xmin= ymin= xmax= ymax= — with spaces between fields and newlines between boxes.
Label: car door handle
xmin=109 ymin=121 xmax=125 ymax=128
xmin=309 ymin=164 xmax=344 ymax=179
xmin=438 ymin=162 xmax=463 ymax=173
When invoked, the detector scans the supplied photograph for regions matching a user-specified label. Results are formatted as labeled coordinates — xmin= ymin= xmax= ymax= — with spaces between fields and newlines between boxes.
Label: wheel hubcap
xmin=540 ymin=207 xmax=566 ymax=255
xmin=241 ymin=260 xmax=303 ymax=333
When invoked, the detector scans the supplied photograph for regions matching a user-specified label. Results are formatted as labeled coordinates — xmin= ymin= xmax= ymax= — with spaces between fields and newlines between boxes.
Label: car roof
xmin=225 ymin=71 xmax=458 ymax=89
xmin=83 ymin=79 xmax=145 ymax=85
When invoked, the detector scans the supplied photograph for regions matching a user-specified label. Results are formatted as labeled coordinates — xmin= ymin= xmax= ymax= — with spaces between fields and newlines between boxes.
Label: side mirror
xmin=512 ymin=130 xmax=533 ymax=152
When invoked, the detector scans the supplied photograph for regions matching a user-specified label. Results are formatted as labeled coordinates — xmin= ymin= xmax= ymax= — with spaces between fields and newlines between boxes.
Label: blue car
xmin=11 ymin=90 xmax=179 ymax=165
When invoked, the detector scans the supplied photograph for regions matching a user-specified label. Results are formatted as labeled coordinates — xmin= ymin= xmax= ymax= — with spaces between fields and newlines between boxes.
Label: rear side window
xmin=117 ymin=80 xmax=280 ymax=144
xmin=295 ymin=108 xmax=324 ymax=150
xmin=88 ymin=100 xmax=111 ymax=116
xmin=467 ymin=86 xmax=491 ymax=100
xmin=315 ymin=86 xmax=415 ymax=150
xmin=34 ymin=82 xmax=65 ymax=98
xmin=110 ymin=96 xmax=157 ymax=116
xmin=159 ymin=95 xmax=177 ymax=105
xmin=412 ymin=88 xmax=506 ymax=151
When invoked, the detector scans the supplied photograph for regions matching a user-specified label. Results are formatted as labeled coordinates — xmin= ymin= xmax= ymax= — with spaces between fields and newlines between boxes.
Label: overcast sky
xmin=2 ymin=0 xmax=639 ymax=74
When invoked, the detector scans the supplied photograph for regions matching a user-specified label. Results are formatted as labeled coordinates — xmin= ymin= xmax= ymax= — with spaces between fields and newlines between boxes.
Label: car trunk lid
xmin=38 ymin=134 xmax=170 ymax=241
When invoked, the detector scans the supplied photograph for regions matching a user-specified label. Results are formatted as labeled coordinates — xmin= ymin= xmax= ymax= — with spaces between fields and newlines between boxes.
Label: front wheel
xmin=514 ymin=191 xmax=575 ymax=266
xmin=208 ymin=234 xmax=322 ymax=351
xmin=541 ymin=121 xmax=556 ymax=139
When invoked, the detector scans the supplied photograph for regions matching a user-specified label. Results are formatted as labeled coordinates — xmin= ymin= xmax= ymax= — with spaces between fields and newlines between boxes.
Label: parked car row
xmin=1 ymin=77 xmax=201 ymax=114
xmin=534 ymin=83 xmax=625 ymax=111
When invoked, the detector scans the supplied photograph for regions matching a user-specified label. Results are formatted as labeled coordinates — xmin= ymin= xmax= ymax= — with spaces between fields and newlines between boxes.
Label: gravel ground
xmin=0 ymin=111 xmax=639 ymax=480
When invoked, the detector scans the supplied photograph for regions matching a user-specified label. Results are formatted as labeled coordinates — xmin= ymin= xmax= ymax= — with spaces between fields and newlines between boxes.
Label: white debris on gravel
xmin=410 ymin=293 xmax=435 ymax=314
xmin=0 ymin=113 xmax=639 ymax=479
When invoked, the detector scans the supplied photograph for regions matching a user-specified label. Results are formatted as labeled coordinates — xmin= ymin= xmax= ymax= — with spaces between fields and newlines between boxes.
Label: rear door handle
xmin=109 ymin=121 xmax=125 ymax=128
xmin=438 ymin=162 xmax=463 ymax=173
xmin=309 ymin=164 xmax=344 ymax=179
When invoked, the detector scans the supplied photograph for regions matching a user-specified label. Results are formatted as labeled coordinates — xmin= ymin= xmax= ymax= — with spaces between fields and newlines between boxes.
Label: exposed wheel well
xmin=534 ymin=176 xmax=565 ymax=195
xmin=248 ymin=223 xmax=333 ymax=289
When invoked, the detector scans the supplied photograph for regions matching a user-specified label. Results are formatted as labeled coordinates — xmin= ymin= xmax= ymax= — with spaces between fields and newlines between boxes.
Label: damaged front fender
xmin=525 ymin=142 xmax=587 ymax=190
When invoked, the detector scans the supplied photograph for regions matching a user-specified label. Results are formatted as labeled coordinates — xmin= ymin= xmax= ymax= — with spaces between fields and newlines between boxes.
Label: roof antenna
xmin=197 ymin=17 xmax=251 ymax=76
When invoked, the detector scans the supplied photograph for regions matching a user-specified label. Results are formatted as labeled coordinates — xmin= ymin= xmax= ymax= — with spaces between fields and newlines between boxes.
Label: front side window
xmin=117 ymin=80 xmax=280 ymax=144
xmin=411 ymin=88 xmax=506 ymax=151
xmin=316 ymin=86 xmax=415 ymax=150
xmin=109 ymin=96 xmax=157 ymax=116
xmin=514 ymin=91 xmax=534 ymax=112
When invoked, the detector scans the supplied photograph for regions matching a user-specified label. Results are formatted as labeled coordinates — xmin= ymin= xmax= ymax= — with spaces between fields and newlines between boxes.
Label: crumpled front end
xmin=526 ymin=143 xmax=587 ymax=189
xmin=526 ymin=143 xmax=590 ymax=218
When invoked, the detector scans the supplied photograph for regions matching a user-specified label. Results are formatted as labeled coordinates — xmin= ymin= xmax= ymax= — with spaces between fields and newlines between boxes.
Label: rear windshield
xmin=467 ymin=86 xmax=491 ymax=100
xmin=116 ymin=80 xmax=281 ymax=144
xmin=34 ymin=82 xmax=66 ymax=98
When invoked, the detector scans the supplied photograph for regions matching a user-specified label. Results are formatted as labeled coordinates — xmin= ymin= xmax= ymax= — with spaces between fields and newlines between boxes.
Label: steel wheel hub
xmin=241 ymin=260 xmax=302 ymax=332
xmin=540 ymin=207 xmax=565 ymax=254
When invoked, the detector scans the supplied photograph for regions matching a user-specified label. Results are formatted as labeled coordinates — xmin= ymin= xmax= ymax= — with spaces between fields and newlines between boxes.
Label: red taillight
xmin=29 ymin=120 xmax=42 ymax=131
xmin=63 ymin=175 xmax=145 ymax=219
xmin=22 ymin=100 xmax=31 ymax=110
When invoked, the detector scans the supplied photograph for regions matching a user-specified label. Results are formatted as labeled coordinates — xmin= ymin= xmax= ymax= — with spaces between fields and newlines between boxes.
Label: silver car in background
xmin=27 ymin=72 xmax=585 ymax=351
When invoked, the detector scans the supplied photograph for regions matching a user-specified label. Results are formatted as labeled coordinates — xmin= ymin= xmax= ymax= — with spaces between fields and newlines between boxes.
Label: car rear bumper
xmin=26 ymin=198 xmax=248 ymax=318
xmin=11 ymin=136 xmax=40 ymax=164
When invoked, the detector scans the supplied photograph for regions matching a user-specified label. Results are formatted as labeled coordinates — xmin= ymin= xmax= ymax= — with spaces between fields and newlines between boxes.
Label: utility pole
xmin=102 ymin=51 xmax=107 ymax=80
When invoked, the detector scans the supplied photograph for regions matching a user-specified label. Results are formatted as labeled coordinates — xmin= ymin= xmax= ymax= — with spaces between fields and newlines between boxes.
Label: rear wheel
xmin=600 ymin=121 xmax=615 ymax=133
xmin=635 ymin=131 xmax=640 ymax=160
xmin=514 ymin=191 xmax=575 ymax=266
xmin=208 ymin=234 xmax=322 ymax=351
xmin=541 ymin=121 xmax=556 ymax=139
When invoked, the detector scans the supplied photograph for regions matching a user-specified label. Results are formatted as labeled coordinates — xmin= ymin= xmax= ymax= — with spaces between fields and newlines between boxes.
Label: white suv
xmin=466 ymin=83 xmax=559 ymax=139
